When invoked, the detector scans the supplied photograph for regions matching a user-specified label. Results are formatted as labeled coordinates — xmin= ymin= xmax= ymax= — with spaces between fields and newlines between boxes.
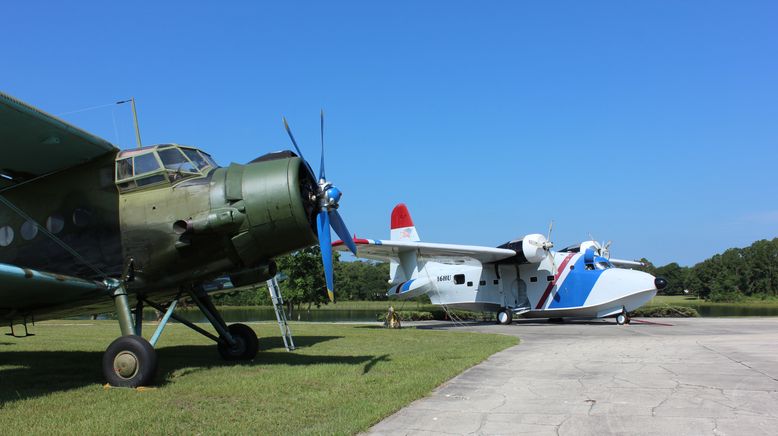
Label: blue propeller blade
xmin=319 ymin=109 xmax=326 ymax=181
xmin=282 ymin=117 xmax=306 ymax=161
xmin=329 ymin=209 xmax=357 ymax=255
xmin=316 ymin=210 xmax=334 ymax=301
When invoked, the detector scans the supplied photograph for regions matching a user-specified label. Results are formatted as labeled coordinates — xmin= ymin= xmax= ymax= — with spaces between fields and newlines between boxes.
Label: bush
xmin=630 ymin=306 xmax=699 ymax=317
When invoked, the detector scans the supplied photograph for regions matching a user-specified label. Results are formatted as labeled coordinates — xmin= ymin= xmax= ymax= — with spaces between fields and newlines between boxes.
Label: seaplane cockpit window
xmin=595 ymin=260 xmax=611 ymax=270
xmin=158 ymin=147 xmax=199 ymax=182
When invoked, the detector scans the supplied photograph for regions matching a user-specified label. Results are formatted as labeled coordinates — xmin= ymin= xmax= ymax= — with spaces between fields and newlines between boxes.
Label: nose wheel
xmin=616 ymin=308 xmax=630 ymax=325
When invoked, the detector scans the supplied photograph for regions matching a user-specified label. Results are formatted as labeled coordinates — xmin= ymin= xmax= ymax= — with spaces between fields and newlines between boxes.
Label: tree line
xmin=639 ymin=238 xmax=778 ymax=301
xmin=213 ymin=247 xmax=390 ymax=309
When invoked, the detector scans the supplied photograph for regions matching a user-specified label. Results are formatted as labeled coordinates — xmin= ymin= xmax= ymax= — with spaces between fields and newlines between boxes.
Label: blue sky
xmin=4 ymin=1 xmax=777 ymax=266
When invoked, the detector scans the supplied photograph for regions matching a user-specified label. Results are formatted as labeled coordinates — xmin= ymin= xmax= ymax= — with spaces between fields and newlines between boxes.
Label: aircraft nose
xmin=654 ymin=277 xmax=668 ymax=290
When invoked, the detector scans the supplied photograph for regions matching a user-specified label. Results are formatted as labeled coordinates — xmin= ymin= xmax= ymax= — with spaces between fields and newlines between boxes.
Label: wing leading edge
xmin=332 ymin=238 xmax=516 ymax=264
xmin=0 ymin=91 xmax=117 ymax=188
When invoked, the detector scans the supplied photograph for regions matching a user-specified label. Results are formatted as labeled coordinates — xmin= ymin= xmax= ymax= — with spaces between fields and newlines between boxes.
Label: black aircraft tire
xmin=102 ymin=335 xmax=158 ymax=388
xmin=497 ymin=309 xmax=513 ymax=325
xmin=217 ymin=323 xmax=259 ymax=361
xmin=616 ymin=313 xmax=627 ymax=325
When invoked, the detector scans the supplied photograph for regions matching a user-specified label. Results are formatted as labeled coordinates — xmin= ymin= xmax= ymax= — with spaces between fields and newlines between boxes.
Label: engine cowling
xmin=498 ymin=233 xmax=551 ymax=264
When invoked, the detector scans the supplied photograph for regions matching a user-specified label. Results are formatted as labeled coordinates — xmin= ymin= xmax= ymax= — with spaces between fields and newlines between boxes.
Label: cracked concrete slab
xmin=364 ymin=318 xmax=778 ymax=436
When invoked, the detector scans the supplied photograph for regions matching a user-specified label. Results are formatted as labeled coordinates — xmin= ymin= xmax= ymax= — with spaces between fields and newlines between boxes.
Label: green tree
xmin=275 ymin=246 xmax=334 ymax=314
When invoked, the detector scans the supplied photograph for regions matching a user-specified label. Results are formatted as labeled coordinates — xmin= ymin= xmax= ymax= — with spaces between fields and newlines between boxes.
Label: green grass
xmin=0 ymin=321 xmax=516 ymax=435
xmin=646 ymin=295 xmax=778 ymax=308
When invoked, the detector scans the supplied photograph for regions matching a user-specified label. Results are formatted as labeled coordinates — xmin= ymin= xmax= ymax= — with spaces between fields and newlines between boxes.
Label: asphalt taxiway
xmin=367 ymin=318 xmax=778 ymax=435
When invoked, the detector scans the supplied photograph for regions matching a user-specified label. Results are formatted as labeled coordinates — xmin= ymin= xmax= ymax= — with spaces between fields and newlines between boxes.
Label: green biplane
xmin=0 ymin=91 xmax=358 ymax=387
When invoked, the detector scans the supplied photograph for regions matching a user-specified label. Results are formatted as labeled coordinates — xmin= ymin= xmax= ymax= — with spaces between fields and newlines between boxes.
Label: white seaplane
xmin=334 ymin=204 xmax=666 ymax=325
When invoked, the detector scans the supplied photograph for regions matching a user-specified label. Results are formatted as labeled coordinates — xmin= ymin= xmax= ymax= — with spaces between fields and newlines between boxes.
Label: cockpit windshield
xmin=159 ymin=148 xmax=199 ymax=174
xmin=115 ymin=144 xmax=219 ymax=192
xmin=595 ymin=260 xmax=612 ymax=270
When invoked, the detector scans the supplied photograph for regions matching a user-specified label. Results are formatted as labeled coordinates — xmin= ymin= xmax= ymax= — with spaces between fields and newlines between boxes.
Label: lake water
xmin=143 ymin=307 xmax=387 ymax=323
xmin=138 ymin=303 xmax=778 ymax=323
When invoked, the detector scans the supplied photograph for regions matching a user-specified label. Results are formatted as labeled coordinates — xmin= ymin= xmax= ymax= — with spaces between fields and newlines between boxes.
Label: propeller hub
xmin=318 ymin=182 xmax=342 ymax=210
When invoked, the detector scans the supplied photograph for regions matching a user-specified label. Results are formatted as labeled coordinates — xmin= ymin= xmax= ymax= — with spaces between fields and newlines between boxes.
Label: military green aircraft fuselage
xmin=1 ymin=145 xmax=319 ymax=319
xmin=0 ymin=91 xmax=357 ymax=387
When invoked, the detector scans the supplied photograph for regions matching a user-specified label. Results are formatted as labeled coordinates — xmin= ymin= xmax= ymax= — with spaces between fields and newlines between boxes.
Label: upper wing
xmin=333 ymin=238 xmax=516 ymax=264
xmin=0 ymin=91 xmax=117 ymax=188
xmin=0 ymin=262 xmax=110 ymax=323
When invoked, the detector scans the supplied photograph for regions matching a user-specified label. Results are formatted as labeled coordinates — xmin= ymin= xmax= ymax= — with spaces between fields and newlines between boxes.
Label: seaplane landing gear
xmin=497 ymin=308 xmax=513 ymax=325
xmin=616 ymin=308 xmax=630 ymax=325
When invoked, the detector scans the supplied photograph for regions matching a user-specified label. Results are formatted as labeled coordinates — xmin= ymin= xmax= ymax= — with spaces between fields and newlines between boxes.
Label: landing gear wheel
xmin=616 ymin=313 xmax=627 ymax=325
xmin=496 ymin=309 xmax=513 ymax=325
xmin=102 ymin=335 xmax=157 ymax=388
xmin=217 ymin=323 xmax=259 ymax=361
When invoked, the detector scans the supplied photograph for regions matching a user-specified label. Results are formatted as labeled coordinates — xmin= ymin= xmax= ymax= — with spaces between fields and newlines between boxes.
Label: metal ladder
xmin=266 ymin=277 xmax=295 ymax=351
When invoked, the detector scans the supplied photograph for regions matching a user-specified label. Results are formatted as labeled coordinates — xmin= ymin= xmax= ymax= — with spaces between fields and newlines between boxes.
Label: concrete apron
xmin=366 ymin=318 xmax=778 ymax=436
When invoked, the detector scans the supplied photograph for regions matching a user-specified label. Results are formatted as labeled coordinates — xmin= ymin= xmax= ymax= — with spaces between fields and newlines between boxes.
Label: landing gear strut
xmin=102 ymin=282 xmax=260 ymax=387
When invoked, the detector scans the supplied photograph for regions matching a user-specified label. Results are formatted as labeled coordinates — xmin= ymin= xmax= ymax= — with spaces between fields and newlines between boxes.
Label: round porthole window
xmin=21 ymin=220 xmax=38 ymax=240
xmin=72 ymin=208 xmax=92 ymax=227
xmin=0 ymin=225 xmax=13 ymax=247
xmin=47 ymin=214 xmax=65 ymax=234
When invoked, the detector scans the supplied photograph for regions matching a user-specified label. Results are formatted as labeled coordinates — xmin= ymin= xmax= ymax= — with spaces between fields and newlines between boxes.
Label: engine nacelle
xmin=498 ymin=233 xmax=552 ymax=264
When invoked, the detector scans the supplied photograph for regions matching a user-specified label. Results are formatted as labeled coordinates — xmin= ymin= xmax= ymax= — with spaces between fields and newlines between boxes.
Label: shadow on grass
xmin=258 ymin=334 xmax=342 ymax=349
xmin=0 ymin=336 xmax=376 ymax=406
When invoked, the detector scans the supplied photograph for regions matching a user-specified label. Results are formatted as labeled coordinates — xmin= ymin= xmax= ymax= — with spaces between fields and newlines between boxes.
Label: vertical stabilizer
xmin=389 ymin=203 xmax=420 ymax=283
xmin=390 ymin=203 xmax=420 ymax=241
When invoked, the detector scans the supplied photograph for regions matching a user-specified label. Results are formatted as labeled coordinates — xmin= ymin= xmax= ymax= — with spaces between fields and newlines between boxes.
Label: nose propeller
xmin=283 ymin=111 xmax=358 ymax=301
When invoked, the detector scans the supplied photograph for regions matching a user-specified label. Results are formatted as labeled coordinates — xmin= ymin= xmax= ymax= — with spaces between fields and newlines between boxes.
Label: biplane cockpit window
xmin=115 ymin=144 xmax=216 ymax=192
xmin=134 ymin=153 xmax=161 ymax=175
xmin=158 ymin=148 xmax=198 ymax=182
xmin=200 ymin=152 xmax=218 ymax=168
xmin=116 ymin=158 xmax=133 ymax=180
xmin=181 ymin=148 xmax=208 ymax=170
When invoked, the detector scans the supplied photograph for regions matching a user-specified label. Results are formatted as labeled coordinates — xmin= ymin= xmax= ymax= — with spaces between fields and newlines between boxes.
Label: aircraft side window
xmin=0 ymin=225 xmax=14 ymax=247
xmin=20 ymin=220 xmax=38 ymax=240
xmin=72 ymin=209 xmax=92 ymax=227
xmin=116 ymin=158 xmax=134 ymax=180
xmin=134 ymin=153 xmax=162 ymax=176
xmin=454 ymin=274 xmax=465 ymax=285
xmin=46 ymin=214 xmax=64 ymax=234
